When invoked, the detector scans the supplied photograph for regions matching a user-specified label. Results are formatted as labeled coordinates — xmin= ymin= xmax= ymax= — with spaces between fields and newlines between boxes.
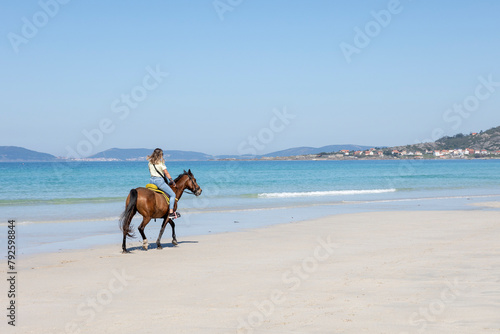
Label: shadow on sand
xmin=124 ymin=240 xmax=199 ymax=253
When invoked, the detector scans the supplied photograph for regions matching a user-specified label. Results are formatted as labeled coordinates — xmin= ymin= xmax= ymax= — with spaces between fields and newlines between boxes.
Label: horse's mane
xmin=174 ymin=170 xmax=189 ymax=183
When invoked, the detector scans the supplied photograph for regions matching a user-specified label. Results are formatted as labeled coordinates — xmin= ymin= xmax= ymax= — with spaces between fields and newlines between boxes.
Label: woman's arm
xmin=163 ymin=169 xmax=176 ymax=186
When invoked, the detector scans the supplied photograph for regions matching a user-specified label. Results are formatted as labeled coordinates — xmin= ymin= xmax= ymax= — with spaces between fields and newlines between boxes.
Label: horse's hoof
xmin=157 ymin=244 xmax=163 ymax=250
xmin=172 ymin=239 xmax=178 ymax=246
xmin=122 ymin=250 xmax=130 ymax=254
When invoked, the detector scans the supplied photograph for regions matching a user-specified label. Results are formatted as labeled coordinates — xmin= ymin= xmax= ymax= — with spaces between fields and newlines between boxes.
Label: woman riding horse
xmin=119 ymin=167 xmax=202 ymax=253
xmin=147 ymin=148 xmax=180 ymax=220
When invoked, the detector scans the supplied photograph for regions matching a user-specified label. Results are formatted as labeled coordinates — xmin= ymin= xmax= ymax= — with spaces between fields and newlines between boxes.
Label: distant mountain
xmin=88 ymin=148 xmax=214 ymax=161
xmin=0 ymin=146 xmax=58 ymax=162
xmin=391 ymin=126 xmax=500 ymax=152
xmin=261 ymin=144 xmax=372 ymax=157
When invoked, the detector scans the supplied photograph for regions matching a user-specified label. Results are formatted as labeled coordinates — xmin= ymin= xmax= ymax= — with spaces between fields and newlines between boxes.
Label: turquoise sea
xmin=1 ymin=159 xmax=499 ymax=254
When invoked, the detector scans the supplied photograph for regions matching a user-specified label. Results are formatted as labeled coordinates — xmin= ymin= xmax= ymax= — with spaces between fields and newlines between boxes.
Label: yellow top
xmin=148 ymin=162 xmax=167 ymax=177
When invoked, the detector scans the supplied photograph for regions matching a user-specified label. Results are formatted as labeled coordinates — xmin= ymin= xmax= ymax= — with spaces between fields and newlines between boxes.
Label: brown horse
xmin=119 ymin=169 xmax=202 ymax=253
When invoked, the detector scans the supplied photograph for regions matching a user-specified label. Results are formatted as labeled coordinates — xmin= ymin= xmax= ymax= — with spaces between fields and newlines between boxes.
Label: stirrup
xmin=169 ymin=212 xmax=181 ymax=219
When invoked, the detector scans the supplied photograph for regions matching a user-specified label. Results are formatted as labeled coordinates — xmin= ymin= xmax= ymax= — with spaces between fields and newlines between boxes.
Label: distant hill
xmin=435 ymin=126 xmax=500 ymax=151
xmin=87 ymin=145 xmax=373 ymax=160
xmin=261 ymin=144 xmax=372 ymax=157
xmin=391 ymin=126 xmax=500 ymax=152
xmin=6 ymin=127 xmax=497 ymax=162
xmin=0 ymin=146 xmax=58 ymax=162
xmin=88 ymin=148 xmax=214 ymax=161
xmin=214 ymin=154 xmax=255 ymax=160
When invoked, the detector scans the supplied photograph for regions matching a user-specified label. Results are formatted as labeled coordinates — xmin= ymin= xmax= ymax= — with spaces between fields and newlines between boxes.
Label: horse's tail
xmin=120 ymin=188 xmax=137 ymax=238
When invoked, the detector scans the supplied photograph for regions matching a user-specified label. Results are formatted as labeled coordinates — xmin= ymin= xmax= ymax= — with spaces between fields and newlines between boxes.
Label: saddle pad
xmin=145 ymin=183 xmax=170 ymax=204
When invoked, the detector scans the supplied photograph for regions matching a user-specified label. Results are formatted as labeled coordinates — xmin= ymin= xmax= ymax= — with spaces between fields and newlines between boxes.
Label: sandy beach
xmin=4 ymin=208 xmax=500 ymax=334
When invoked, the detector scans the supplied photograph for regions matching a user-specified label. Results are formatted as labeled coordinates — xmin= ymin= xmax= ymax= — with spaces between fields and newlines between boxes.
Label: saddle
xmin=145 ymin=184 xmax=177 ymax=205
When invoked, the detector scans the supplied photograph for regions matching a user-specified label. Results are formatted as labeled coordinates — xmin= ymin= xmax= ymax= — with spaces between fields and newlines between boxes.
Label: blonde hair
xmin=147 ymin=148 xmax=164 ymax=164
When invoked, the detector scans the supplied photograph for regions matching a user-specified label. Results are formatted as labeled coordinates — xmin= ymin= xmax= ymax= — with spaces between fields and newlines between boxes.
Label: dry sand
xmin=3 ymin=209 xmax=500 ymax=334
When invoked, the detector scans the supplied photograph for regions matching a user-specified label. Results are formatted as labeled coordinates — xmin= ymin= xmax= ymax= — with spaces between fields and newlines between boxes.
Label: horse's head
xmin=184 ymin=169 xmax=202 ymax=196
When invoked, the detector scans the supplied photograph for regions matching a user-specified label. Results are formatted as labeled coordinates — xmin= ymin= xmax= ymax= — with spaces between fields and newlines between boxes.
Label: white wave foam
xmin=258 ymin=188 xmax=397 ymax=198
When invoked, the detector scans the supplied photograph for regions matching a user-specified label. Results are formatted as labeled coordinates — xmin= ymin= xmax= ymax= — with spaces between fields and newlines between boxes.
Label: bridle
xmin=183 ymin=173 xmax=201 ymax=196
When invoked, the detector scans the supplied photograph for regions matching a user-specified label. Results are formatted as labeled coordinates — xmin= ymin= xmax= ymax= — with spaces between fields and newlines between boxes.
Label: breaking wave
xmin=258 ymin=188 xmax=397 ymax=198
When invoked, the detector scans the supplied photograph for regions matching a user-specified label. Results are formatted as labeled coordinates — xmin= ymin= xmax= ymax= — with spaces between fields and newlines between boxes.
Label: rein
xmin=151 ymin=168 xmax=199 ymax=196
xmin=151 ymin=165 xmax=198 ymax=197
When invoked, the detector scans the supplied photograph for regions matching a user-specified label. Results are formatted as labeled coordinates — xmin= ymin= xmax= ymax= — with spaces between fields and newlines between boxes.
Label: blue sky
xmin=1 ymin=0 xmax=500 ymax=157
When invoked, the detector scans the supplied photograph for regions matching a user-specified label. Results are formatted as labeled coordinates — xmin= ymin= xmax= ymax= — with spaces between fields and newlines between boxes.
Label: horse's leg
xmin=122 ymin=234 xmax=129 ymax=253
xmin=138 ymin=217 xmax=151 ymax=251
xmin=170 ymin=219 xmax=178 ymax=246
xmin=156 ymin=218 xmax=169 ymax=250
